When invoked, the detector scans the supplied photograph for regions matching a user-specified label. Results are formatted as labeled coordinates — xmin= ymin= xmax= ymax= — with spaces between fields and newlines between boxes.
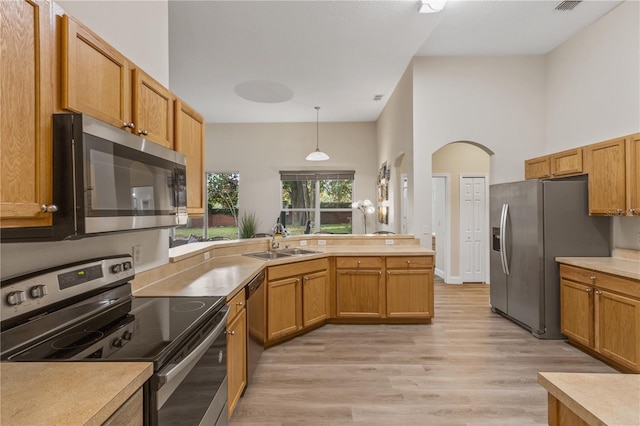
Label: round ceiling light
xmin=234 ymin=80 xmax=293 ymax=103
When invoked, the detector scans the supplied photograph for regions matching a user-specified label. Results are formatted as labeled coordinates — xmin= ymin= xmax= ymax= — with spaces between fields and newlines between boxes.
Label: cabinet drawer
xmin=335 ymin=257 xmax=383 ymax=269
xmin=386 ymin=256 xmax=433 ymax=269
xmin=559 ymin=264 xmax=595 ymax=285
xmin=268 ymin=258 xmax=328 ymax=281
xmin=227 ymin=289 xmax=246 ymax=321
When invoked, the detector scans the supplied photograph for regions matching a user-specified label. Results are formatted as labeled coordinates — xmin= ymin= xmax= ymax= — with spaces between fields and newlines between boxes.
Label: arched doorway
xmin=432 ymin=141 xmax=492 ymax=283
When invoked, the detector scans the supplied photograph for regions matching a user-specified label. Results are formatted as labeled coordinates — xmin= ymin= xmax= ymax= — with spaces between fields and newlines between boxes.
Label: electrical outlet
xmin=636 ymin=232 xmax=640 ymax=244
xmin=132 ymin=245 xmax=141 ymax=264
xmin=204 ymin=252 xmax=210 ymax=261
xmin=318 ymin=240 xmax=326 ymax=246
xmin=300 ymin=240 xmax=307 ymax=246
xmin=385 ymin=239 xmax=394 ymax=245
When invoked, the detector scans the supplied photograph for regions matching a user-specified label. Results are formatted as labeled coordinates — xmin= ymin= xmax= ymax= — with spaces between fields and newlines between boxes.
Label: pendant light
xmin=306 ymin=106 xmax=330 ymax=161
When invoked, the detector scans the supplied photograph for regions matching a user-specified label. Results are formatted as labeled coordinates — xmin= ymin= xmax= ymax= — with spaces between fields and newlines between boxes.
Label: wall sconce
xmin=352 ymin=199 xmax=375 ymax=234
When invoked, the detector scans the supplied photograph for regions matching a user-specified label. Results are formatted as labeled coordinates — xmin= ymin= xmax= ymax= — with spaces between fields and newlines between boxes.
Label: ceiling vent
xmin=373 ymin=94 xmax=384 ymax=101
xmin=555 ymin=0 xmax=582 ymax=11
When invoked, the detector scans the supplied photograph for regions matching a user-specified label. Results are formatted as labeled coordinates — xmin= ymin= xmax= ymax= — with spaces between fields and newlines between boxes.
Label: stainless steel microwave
xmin=2 ymin=114 xmax=188 ymax=242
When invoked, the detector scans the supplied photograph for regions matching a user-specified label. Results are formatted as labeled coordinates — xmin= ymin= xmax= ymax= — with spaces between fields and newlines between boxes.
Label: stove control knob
xmin=110 ymin=264 xmax=122 ymax=274
xmin=122 ymin=261 xmax=133 ymax=271
xmin=30 ymin=285 xmax=48 ymax=299
xmin=112 ymin=337 xmax=124 ymax=348
xmin=6 ymin=291 xmax=26 ymax=306
xmin=122 ymin=330 xmax=133 ymax=341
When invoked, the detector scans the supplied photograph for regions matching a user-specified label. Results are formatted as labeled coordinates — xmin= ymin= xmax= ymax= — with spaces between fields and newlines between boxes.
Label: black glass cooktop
xmin=8 ymin=295 xmax=226 ymax=369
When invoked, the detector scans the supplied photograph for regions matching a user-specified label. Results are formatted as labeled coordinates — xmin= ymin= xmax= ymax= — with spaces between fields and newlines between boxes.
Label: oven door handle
xmin=156 ymin=309 xmax=230 ymax=386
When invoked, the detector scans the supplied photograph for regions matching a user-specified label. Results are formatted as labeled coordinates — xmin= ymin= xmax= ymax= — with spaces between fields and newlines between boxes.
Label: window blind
xmin=279 ymin=170 xmax=355 ymax=181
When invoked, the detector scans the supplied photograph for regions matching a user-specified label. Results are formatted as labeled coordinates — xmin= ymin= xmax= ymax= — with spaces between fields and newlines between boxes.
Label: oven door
xmin=150 ymin=307 xmax=229 ymax=426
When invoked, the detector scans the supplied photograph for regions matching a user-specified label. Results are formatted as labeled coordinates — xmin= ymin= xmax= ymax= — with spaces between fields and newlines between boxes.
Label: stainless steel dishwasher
xmin=245 ymin=270 xmax=265 ymax=386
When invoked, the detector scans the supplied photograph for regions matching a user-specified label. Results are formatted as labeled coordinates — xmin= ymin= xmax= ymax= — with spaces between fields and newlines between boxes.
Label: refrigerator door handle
xmin=500 ymin=203 xmax=510 ymax=275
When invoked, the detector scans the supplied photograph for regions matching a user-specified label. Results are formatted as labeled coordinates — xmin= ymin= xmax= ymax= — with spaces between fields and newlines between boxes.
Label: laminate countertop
xmin=134 ymin=244 xmax=435 ymax=300
xmin=555 ymin=254 xmax=640 ymax=281
xmin=0 ymin=362 xmax=152 ymax=426
xmin=538 ymin=372 xmax=640 ymax=425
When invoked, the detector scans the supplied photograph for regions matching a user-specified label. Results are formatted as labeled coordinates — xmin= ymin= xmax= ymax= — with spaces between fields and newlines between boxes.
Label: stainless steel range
xmin=1 ymin=255 xmax=229 ymax=426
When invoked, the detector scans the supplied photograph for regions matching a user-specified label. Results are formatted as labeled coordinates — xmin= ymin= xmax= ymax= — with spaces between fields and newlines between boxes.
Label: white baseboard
xmin=446 ymin=275 xmax=463 ymax=284
xmin=435 ymin=268 xmax=445 ymax=279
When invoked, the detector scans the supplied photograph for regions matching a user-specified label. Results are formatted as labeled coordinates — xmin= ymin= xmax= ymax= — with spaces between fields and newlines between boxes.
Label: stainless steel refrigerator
xmin=489 ymin=178 xmax=610 ymax=339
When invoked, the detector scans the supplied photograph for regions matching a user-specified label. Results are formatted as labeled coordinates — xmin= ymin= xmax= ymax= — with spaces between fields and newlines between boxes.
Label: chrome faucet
xmin=271 ymin=234 xmax=280 ymax=250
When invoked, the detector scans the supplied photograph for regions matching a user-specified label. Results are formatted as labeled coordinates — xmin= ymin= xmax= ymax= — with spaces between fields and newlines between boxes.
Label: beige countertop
xmin=555 ymin=254 xmax=640 ymax=281
xmin=135 ymin=244 xmax=435 ymax=300
xmin=1 ymin=362 xmax=152 ymax=426
xmin=538 ymin=372 xmax=640 ymax=426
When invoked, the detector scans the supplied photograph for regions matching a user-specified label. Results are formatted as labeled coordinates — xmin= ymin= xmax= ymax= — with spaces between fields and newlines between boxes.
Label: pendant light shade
xmin=306 ymin=106 xmax=330 ymax=161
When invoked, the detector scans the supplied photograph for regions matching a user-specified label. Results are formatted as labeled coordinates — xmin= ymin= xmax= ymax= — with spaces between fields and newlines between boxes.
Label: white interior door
xmin=460 ymin=176 xmax=486 ymax=283
xmin=432 ymin=174 xmax=448 ymax=280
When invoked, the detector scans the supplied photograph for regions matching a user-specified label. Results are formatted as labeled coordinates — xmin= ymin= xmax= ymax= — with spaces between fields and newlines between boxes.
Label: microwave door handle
xmin=156 ymin=309 xmax=230 ymax=387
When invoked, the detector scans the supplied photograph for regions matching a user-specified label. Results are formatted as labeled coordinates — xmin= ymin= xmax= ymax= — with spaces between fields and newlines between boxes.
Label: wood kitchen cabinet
xmin=524 ymin=156 xmax=551 ymax=180
xmin=386 ymin=256 xmax=434 ymax=319
xmin=524 ymin=148 xmax=583 ymax=180
xmin=302 ymin=270 xmax=329 ymax=328
xmin=60 ymin=14 xmax=131 ymax=131
xmin=174 ymin=99 xmax=205 ymax=215
xmin=335 ymin=257 xmax=384 ymax=318
xmin=102 ymin=388 xmax=143 ymax=426
xmin=226 ymin=290 xmax=246 ymax=419
xmin=60 ymin=14 xmax=174 ymax=148
xmin=585 ymin=135 xmax=628 ymax=215
xmin=132 ymin=68 xmax=173 ymax=148
xmin=627 ymin=133 xmax=640 ymax=215
xmin=266 ymin=258 xmax=328 ymax=343
xmin=559 ymin=264 xmax=640 ymax=372
xmin=1 ymin=0 xmax=55 ymax=229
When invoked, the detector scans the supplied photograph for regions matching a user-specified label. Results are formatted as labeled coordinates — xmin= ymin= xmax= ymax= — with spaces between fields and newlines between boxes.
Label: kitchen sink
xmin=243 ymin=248 xmax=321 ymax=260
xmin=277 ymin=248 xmax=321 ymax=256
xmin=243 ymin=251 xmax=292 ymax=260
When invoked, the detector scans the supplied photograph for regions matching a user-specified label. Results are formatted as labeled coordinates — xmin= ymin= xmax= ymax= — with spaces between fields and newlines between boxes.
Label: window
xmin=280 ymin=171 xmax=354 ymax=235
xmin=170 ymin=172 xmax=239 ymax=245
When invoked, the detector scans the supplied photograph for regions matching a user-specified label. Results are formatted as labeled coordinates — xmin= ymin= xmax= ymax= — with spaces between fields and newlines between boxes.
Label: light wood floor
xmin=230 ymin=283 xmax=617 ymax=425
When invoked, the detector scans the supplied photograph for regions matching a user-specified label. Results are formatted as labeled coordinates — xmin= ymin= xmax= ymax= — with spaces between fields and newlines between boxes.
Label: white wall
xmin=377 ymin=65 xmax=414 ymax=234
xmin=411 ymin=56 xmax=547 ymax=248
xmin=206 ymin=122 xmax=378 ymax=234
xmin=546 ymin=0 xmax=640 ymax=151
xmin=56 ymin=1 xmax=170 ymax=87
xmin=545 ymin=0 xmax=640 ymax=250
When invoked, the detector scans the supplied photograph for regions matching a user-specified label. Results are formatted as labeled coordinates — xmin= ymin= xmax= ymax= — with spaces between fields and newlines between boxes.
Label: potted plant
xmin=238 ymin=211 xmax=259 ymax=239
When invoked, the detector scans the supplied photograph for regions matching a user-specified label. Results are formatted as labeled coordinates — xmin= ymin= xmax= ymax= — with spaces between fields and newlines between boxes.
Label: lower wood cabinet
xmin=335 ymin=257 xmax=383 ymax=318
xmin=226 ymin=290 xmax=246 ymax=419
xmin=559 ymin=264 xmax=640 ymax=372
xmin=102 ymin=388 xmax=143 ymax=426
xmin=266 ymin=259 xmax=329 ymax=343
xmin=386 ymin=257 xmax=433 ymax=318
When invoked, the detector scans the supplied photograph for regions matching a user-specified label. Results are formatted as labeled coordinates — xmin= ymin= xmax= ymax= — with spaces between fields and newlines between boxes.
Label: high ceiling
xmin=168 ymin=0 xmax=623 ymax=123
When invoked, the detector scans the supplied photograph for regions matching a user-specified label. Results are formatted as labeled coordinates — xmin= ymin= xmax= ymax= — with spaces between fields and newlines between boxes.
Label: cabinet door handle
xmin=138 ymin=129 xmax=149 ymax=136
xmin=122 ymin=122 xmax=135 ymax=129
xmin=357 ymin=260 xmax=361 ymax=265
xmin=236 ymin=301 xmax=244 ymax=306
xmin=228 ymin=330 xmax=236 ymax=335
xmin=40 ymin=204 xmax=58 ymax=213
xmin=589 ymin=276 xmax=597 ymax=281
xmin=595 ymin=290 xmax=602 ymax=295
xmin=406 ymin=260 xmax=411 ymax=265
xmin=585 ymin=288 xmax=592 ymax=292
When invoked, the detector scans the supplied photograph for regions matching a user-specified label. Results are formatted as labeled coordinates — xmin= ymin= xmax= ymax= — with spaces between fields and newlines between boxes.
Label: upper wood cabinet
xmin=627 ymin=133 xmax=640 ymax=216
xmin=132 ymin=68 xmax=173 ymax=148
xmin=550 ymin=148 xmax=583 ymax=178
xmin=524 ymin=148 xmax=583 ymax=180
xmin=1 ymin=0 xmax=54 ymax=228
xmin=174 ymin=99 xmax=205 ymax=215
xmin=586 ymin=136 xmax=628 ymax=216
xmin=60 ymin=14 xmax=175 ymax=148
xmin=60 ymin=14 xmax=131 ymax=130
xmin=524 ymin=156 xmax=550 ymax=180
